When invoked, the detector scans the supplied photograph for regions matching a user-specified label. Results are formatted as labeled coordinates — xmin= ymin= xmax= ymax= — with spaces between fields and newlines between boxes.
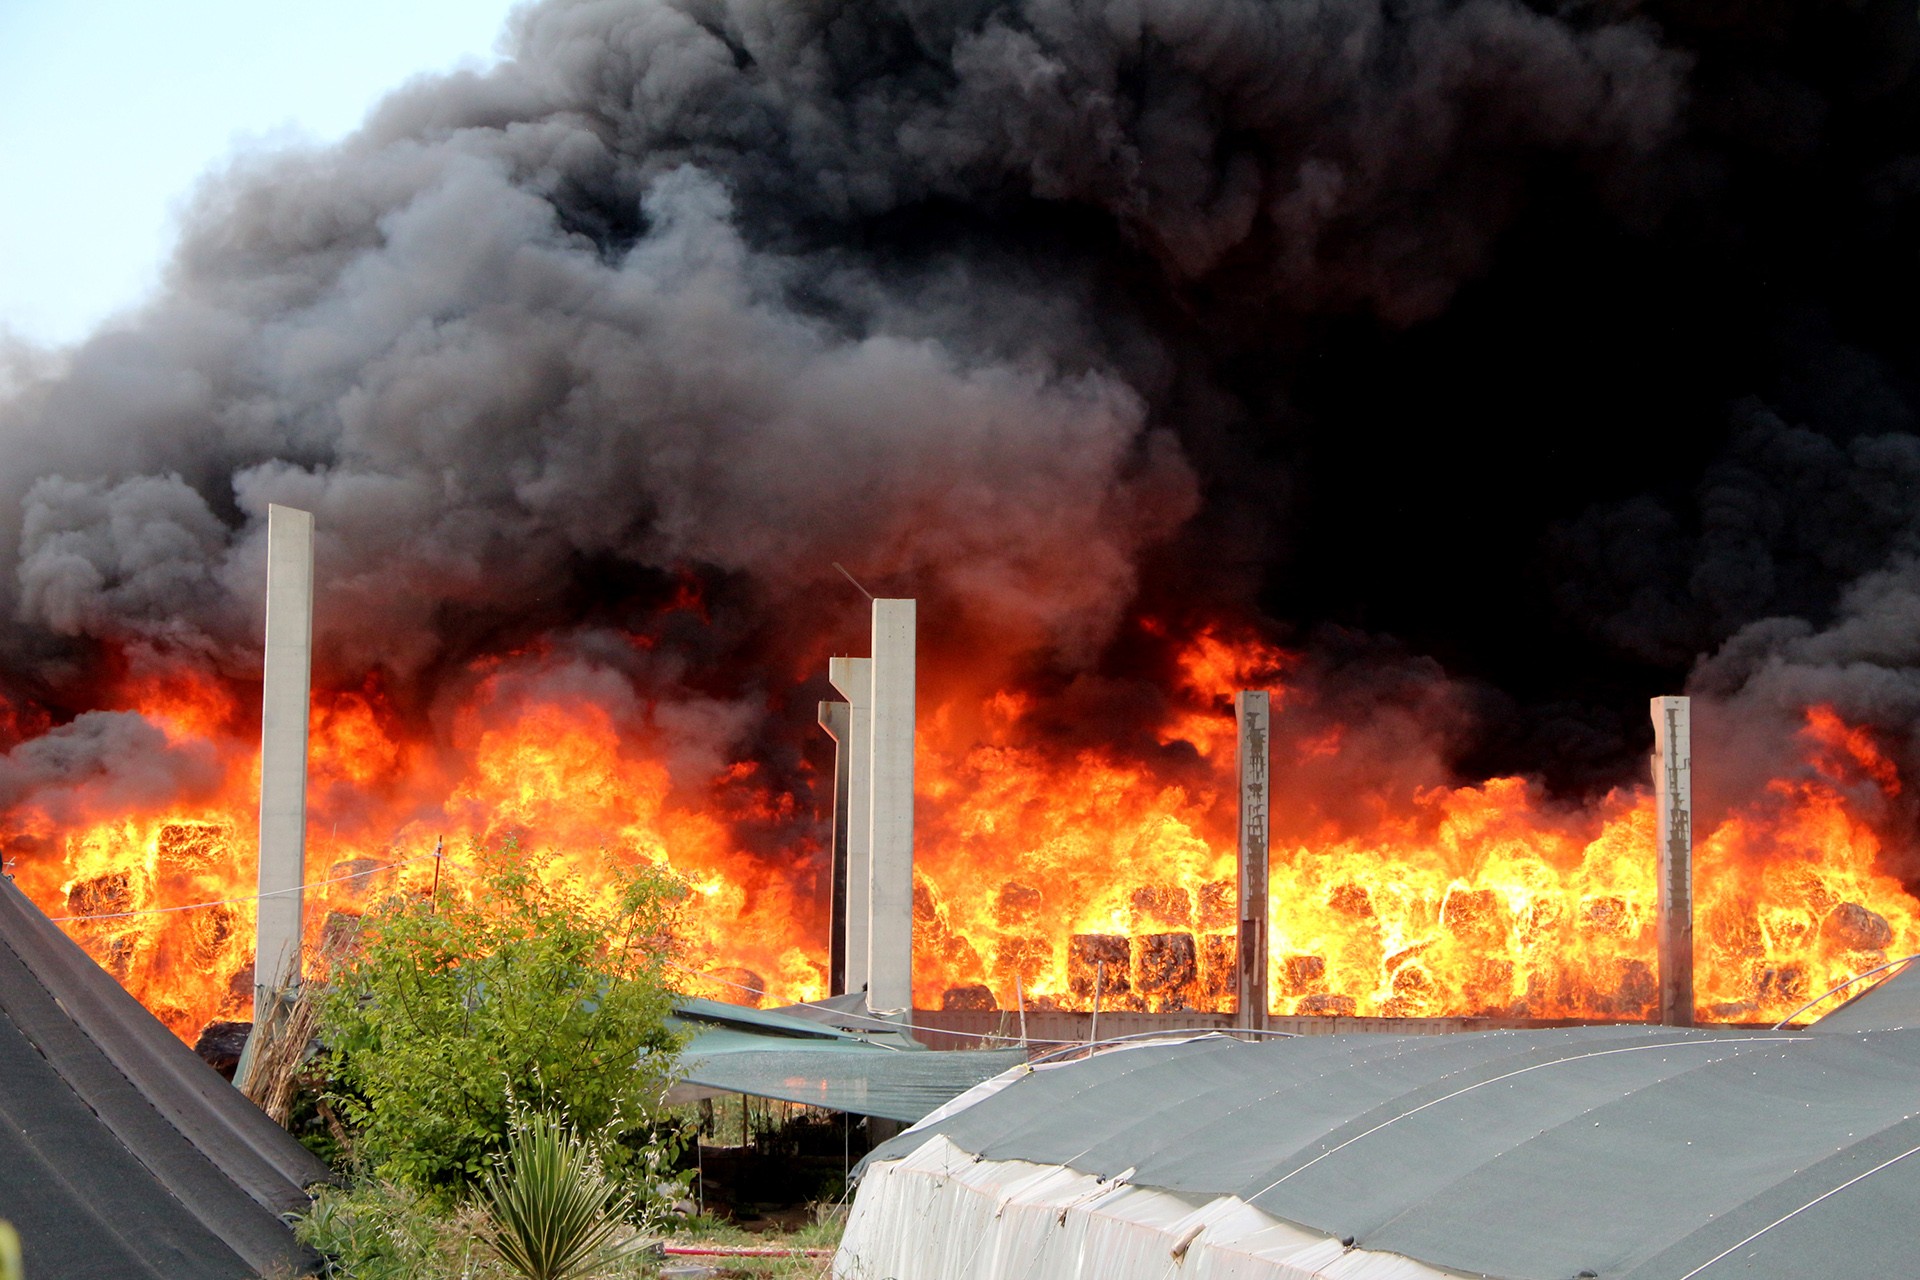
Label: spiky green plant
xmin=0 ymin=1218 xmax=21 ymax=1280
xmin=478 ymin=1110 xmax=636 ymax=1280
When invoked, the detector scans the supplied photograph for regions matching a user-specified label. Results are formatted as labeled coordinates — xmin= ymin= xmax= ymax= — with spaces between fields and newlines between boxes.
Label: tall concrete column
xmin=255 ymin=504 xmax=314 ymax=1011
xmin=1235 ymin=691 xmax=1271 ymax=1031
xmin=866 ymin=600 xmax=916 ymax=1022
xmin=828 ymin=657 xmax=873 ymax=995
xmin=1652 ymin=695 xmax=1693 ymax=1027
xmin=817 ymin=698 xmax=852 ymax=995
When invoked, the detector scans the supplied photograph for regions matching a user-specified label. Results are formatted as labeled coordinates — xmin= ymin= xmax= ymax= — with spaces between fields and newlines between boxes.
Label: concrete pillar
xmin=255 ymin=504 xmax=314 ymax=1011
xmin=828 ymin=657 xmax=873 ymax=995
xmin=1235 ymin=691 xmax=1271 ymax=1031
xmin=866 ymin=600 xmax=916 ymax=1022
xmin=818 ymin=698 xmax=851 ymax=995
xmin=1652 ymin=696 xmax=1693 ymax=1027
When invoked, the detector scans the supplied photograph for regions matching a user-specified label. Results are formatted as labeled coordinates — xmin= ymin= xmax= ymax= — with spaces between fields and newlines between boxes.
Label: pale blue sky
xmin=0 ymin=0 xmax=523 ymax=346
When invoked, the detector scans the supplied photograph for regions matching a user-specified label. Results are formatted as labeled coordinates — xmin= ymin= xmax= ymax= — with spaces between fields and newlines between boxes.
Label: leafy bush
xmin=318 ymin=838 xmax=686 ymax=1190
xmin=479 ymin=1110 xmax=639 ymax=1280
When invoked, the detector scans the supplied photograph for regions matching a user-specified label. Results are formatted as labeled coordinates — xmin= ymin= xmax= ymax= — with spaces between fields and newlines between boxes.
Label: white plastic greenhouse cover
xmin=836 ymin=1133 xmax=1458 ymax=1280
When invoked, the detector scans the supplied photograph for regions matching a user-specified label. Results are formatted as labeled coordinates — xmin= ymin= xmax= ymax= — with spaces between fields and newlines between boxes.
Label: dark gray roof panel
xmin=1811 ymin=959 xmax=1920 ymax=1032
xmin=0 ymin=876 xmax=325 ymax=1279
xmin=872 ymin=1025 xmax=1920 ymax=1280
xmin=0 ymin=1010 xmax=249 ymax=1280
xmin=0 ymin=877 xmax=328 ymax=1206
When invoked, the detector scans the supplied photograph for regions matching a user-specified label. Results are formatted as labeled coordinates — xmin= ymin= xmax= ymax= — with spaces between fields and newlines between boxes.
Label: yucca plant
xmin=478 ymin=1110 xmax=635 ymax=1280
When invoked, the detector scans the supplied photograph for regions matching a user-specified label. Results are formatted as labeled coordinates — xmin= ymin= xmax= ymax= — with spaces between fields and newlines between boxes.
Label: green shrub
xmin=295 ymin=1180 xmax=450 ymax=1280
xmin=479 ymin=1110 xmax=638 ymax=1280
xmin=318 ymin=838 xmax=686 ymax=1191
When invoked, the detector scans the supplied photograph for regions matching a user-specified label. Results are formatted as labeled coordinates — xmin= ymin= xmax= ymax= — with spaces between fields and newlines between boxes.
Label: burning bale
xmin=1441 ymin=887 xmax=1508 ymax=947
xmin=1129 ymin=885 xmax=1191 ymax=931
xmin=994 ymin=883 xmax=1043 ymax=927
xmin=1196 ymin=881 xmax=1236 ymax=931
xmin=156 ymin=821 xmax=228 ymax=872
xmin=1278 ymin=954 xmax=1327 ymax=997
xmin=1579 ymin=895 xmax=1636 ymax=937
xmin=1612 ymin=959 xmax=1659 ymax=1016
xmin=1133 ymin=933 xmax=1197 ymax=1011
xmin=1755 ymin=963 xmax=1810 ymax=1007
xmin=990 ymin=935 xmax=1051 ymax=991
xmin=707 ymin=967 xmax=767 ymax=1008
xmin=187 ymin=904 xmax=241 ymax=968
xmin=1382 ymin=963 xmax=1440 ymax=1018
xmin=66 ymin=871 xmax=135 ymax=918
xmin=1823 ymin=903 xmax=1893 ymax=953
xmin=1197 ymin=934 xmax=1236 ymax=1005
xmin=941 ymin=984 xmax=996 ymax=1011
xmin=1068 ymin=935 xmax=1132 ymax=1004
xmin=1327 ymin=883 xmax=1375 ymax=920
xmin=1461 ymin=957 xmax=1518 ymax=1016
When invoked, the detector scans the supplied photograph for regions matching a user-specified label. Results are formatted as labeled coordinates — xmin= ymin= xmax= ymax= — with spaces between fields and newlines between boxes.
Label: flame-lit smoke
xmin=5 ymin=0 xmax=1920 ymax=1040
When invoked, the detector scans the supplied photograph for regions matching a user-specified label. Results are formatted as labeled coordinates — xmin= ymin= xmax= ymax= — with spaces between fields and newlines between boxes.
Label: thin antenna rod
xmin=833 ymin=562 xmax=874 ymax=600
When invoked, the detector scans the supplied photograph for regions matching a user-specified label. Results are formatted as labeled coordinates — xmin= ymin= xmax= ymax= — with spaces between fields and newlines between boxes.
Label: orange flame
xmin=3 ymin=627 xmax=1917 ymax=1041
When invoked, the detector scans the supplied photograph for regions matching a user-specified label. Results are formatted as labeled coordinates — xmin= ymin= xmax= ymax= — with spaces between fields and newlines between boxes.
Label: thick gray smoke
xmin=0 ymin=711 xmax=221 ymax=824
xmin=25 ymin=0 xmax=1917 ymax=854
xmin=0 ymin=0 xmax=1684 ymax=708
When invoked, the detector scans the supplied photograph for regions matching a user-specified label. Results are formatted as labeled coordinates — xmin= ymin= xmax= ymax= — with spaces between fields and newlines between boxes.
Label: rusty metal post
xmin=1652 ymin=695 xmax=1694 ymax=1026
xmin=1236 ymin=691 xmax=1271 ymax=1031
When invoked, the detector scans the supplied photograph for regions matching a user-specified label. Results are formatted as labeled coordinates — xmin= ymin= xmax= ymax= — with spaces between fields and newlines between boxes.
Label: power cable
xmin=43 ymin=849 xmax=442 ymax=923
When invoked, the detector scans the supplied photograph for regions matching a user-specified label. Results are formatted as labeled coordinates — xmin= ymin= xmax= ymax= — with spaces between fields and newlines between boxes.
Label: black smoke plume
xmin=2 ymin=0 xmax=1918 ymax=878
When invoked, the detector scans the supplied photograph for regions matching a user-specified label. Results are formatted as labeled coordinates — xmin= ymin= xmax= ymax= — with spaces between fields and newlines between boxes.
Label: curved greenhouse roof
xmin=843 ymin=1011 xmax=1920 ymax=1279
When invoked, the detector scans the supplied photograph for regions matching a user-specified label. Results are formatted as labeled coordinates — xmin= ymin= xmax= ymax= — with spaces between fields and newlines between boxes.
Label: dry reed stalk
xmin=240 ymin=979 xmax=320 ymax=1125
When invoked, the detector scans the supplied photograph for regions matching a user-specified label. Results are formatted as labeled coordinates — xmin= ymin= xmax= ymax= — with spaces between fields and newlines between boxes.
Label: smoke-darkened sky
xmin=3 ymin=0 xmax=1920 ymax=829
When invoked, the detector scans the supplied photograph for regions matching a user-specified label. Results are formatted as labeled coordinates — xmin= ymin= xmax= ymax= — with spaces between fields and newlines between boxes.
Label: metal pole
xmin=1016 ymin=973 xmax=1027 ymax=1046
xmin=1090 ymin=961 xmax=1104 ymax=1046
xmin=1235 ymin=691 xmax=1272 ymax=1031
xmin=1652 ymin=696 xmax=1694 ymax=1026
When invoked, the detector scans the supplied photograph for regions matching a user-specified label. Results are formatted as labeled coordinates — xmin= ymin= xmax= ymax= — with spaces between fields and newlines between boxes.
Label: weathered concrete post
xmin=1235 ymin=690 xmax=1271 ymax=1031
xmin=1652 ymin=695 xmax=1694 ymax=1027
xmin=254 ymin=504 xmax=314 ymax=1013
xmin=866 ymin=600 xmax=916 ymax=1024
xmin=828 ymin=657 xmax=873 ymax=995
xmin=818 ymin=698 xmax=852 ymax=995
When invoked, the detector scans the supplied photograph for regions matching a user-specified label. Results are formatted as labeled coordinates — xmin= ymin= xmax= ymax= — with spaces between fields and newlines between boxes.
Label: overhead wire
xmin=676 ymin=959 xmax=1295 ymax=1053
xmin=41 ymin=848 xmax=443 ymax=923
